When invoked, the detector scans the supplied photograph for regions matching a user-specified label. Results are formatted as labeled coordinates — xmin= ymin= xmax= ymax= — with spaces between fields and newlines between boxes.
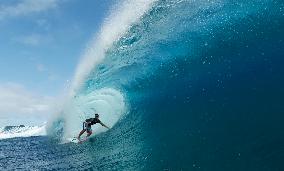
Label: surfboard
xmin=68 ymin=137 xmax=88 ymax=144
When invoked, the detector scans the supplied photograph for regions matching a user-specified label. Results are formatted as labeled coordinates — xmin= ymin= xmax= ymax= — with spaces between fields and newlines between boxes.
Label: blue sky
xmin=0 ymin=0 xmax=114 ymax=126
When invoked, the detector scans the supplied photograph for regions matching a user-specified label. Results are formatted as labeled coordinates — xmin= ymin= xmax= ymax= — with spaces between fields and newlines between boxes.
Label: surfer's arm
xmin=100 ymin=122 xmax=110 ymax=129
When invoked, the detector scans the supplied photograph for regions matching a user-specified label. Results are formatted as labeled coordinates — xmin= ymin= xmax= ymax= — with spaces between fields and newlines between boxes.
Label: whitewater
xmin=0 ymin=125 xmax=46 ymax=139
xmin=1 ymin=0 xmax=284 ymax=170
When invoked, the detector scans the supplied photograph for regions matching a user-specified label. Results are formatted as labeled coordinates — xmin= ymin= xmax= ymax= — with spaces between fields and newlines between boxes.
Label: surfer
xmin=77 ymin=113 xmax=109 ymax=141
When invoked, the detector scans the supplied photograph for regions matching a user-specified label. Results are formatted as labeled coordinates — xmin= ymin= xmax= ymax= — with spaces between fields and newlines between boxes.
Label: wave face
xmin=49 ymin=0 xmax=284 ymax=170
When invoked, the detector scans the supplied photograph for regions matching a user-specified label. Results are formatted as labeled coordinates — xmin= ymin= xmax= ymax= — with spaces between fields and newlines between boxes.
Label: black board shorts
xmin=83 ymin=122 xmax=92 ymax=132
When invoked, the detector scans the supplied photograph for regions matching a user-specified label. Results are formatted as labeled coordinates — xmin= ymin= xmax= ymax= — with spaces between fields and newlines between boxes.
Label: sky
xmin=0 ymin=0 xmax=114 ymax=126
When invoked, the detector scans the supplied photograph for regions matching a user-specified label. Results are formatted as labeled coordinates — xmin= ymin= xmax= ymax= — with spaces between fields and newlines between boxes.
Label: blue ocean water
xmin=1 ymin=0 xmax=284 ymax=170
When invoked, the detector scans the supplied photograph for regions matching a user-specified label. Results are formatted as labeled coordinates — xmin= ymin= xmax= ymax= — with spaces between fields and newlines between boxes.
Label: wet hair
xmin=95 ymin=113 xmax=99 ymax=117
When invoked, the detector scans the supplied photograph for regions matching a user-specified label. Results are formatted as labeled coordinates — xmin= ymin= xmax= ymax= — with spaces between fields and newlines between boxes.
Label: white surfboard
xmin=67 ymin=137 xmax=88 ymax=144
xmin=67 ymin=137 xmax=80 ymax=143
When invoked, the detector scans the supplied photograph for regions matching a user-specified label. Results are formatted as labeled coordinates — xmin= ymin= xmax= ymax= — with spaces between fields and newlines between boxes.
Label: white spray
xmin=71 ymin=0 xmax=156 ymax=94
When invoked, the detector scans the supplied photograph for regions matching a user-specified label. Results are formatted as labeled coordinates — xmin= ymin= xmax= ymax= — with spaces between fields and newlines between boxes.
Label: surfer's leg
xmin=85 ymin=125 xmax=92 ymax=138
xmin=86 ymin=130 xmax=92 ymax=137
xmin=78 ymin=129 xmax=86 ymax=139
xmin=78 ymin=122 xmax=88 ymax=139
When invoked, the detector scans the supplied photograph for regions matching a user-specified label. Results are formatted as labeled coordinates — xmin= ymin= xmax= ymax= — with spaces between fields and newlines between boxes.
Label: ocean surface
xmin=1 ymin=0 xmax=284 ymax=170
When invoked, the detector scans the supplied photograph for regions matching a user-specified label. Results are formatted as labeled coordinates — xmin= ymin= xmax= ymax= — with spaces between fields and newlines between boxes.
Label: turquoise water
xmin=1 ymin=0 xmax=284 ymax=170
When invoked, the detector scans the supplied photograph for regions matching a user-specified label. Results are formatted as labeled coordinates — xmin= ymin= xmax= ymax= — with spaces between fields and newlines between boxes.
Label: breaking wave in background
xmin=0 ymin=125 xmax=46 ymax=139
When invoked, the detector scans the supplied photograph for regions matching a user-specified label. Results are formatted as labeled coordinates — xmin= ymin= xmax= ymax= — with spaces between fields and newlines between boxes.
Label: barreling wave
xmin=47 ymin=0 xmax=157 ymax=140
xmin=48 ymin=0 xmax=284 ymax=170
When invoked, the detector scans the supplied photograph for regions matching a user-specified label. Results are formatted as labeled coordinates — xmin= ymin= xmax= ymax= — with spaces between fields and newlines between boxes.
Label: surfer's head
xmin=95 ymin=113 xmax=99 ymax=118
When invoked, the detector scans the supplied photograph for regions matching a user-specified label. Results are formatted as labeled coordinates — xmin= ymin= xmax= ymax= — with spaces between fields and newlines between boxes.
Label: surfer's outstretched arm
xmin=100 ymin=122 xmax=110 ymax=129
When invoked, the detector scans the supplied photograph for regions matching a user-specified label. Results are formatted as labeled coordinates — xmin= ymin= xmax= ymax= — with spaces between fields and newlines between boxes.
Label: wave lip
xmin=71 ymin=0 xmax=157 ymax=95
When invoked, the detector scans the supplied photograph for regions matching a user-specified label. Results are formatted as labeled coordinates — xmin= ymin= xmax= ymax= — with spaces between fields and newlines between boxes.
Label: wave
xmin=0 ymin=124 xmax=46 ymax=139
xmin=48 ymin=0 xmax=284 ymax=170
